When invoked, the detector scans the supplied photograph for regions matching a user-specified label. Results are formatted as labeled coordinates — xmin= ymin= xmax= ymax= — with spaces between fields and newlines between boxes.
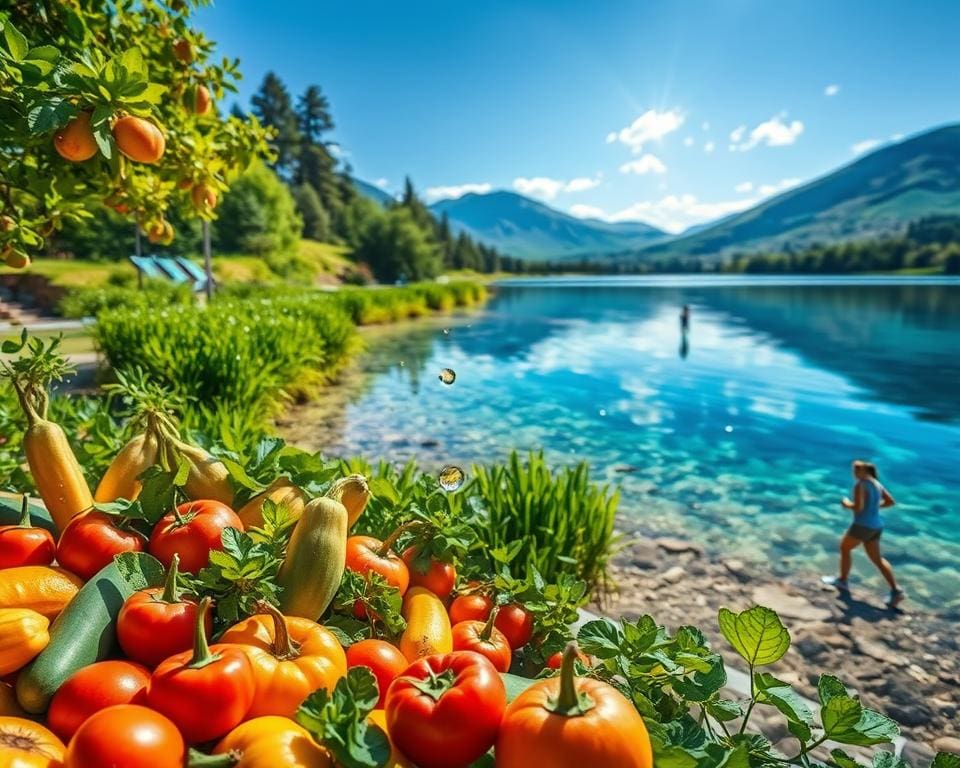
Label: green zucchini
xmin=500 ymin=671 xmax=536 ymax=703
xmin=16 ymin=552 xmax=163 ymax=713
xmin=0 ymin=493 xmax=56 ymax=534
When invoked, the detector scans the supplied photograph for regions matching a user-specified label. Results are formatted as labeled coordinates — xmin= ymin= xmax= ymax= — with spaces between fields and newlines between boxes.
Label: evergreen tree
xmin=399 ymin=176 xmax=436 ymax=232
xmin=355 ymin=207 xmax=442 ymax=283
xmin=292 ymin=183 xmax=331 ymax=241
xmin=296 ymin=85 xmax=334 ymax=143
xmin=294 ymin=85 xmax=342 ymax=231
xmin=250 ymin=72 xmax=301 ymax=176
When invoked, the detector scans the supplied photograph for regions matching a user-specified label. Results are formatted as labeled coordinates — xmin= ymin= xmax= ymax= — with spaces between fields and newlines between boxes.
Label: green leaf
xmin=296 ymin=668 xmax=390 ymax=768
xmin=92 ymin=120 xmax=112 ymax=159
xmin=113 ymin=551 xmax=166 ymax=592
xmin=3 ymin=19 xmax=28 ymax=61
xmin=754 ymin=671 xmax=813 ymax=725
xmin=26 ymin=44 xmax=59 ymax=63
xmin=873 ymin=751 xmax=910 ymax=768
xmin=705 ymin=698 xmax=743 ymax=722
xmin=818 ymin=674 xmax=849 ymax=705
xmin=788 ymin=719 xmax=813 ymax=743
xmin=119 ymin=47 xmax=144 ymax=76
xmin=718 ymin=605 xmax=790 ymax=667
xmin=26 ymin=98 xmax=74 ymax=135
xmin=577 ymin=618 xmax=624 ymax=659
xmin=830 ymin=749 xmax=862 ymax=768
xmin=933 ymin=754 xmax=960 ymax=768
xmin=368 ymin=477 xmax=399 ymax=505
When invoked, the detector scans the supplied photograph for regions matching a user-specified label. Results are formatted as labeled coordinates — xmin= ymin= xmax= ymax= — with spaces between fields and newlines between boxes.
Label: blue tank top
xmin=855 ymin=479 xmax=884 ymax=529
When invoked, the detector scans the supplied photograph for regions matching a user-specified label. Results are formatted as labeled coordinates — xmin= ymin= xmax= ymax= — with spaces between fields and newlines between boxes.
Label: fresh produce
xmin=345 ymin=639 xmax=408 ymax=709
xmin=161 ymin=434 xmax=234 ymax=506
xmin=0 ymin=496 xmax=56 ymax=568
xmin=0 ymin=566 xmax=83 ymax=620
xmin=277 ymin=488 xmax=349 ymax=621
xmin=94 ymin=430 xmax=160 ymax=503
xmin=0 ymin=716 xmax=65 ymax=767
xmin=345 ymin=534 xmax=410 ymax=597
xmin=0 ymin=608 xmax=49 ymax=676
xmin=56 ymin=511 xmax=146 ymax=581
xmin=52 ymin=111 xmax=97 ymax=162
xmin=401 ymin=547 xmax=456 ymax=600
xmin=330 ymin=474 xmax=370 ymax=529
xmin=47 ymin=660 xmax=150 ymax=741
xmin=496 ymin=642 xmax=652 ymax=768
xmin=494 ymin=603 xmax=534 ymax=650
xmin=384 ymin=651 xmax=506 ymax=768
xmin=0 ymin=495 xmax=56 ymax=535
xmin=237 ymin=478 xmax=308 ymax=529
xmin=147 ymin=598 xmax=255 ymax=743
xmin=112 ymin=115 xmax=166 ymax=164
xmin=0 ymin=682 xmax=26 ymax=718
xmin=399 ymin=587 xmax=453 ymax=662
xmin=16 ymin=557 xmax=143 ymax=713
xmin=63 ymin=704 xmax=185 ymax=768
xmin=117 ymin=554 xmax=210 ymax=668
xmin=149 ymin=500 xmax=244 ymax=574
xmin=213 ymin=715 xmax=333 ymax=768
xmin=451 ymin=608 xmax=512 ymax=673
xmin=448 ymin=592 xmax=493 ymax=625
xmin=219 ymin=602 xmax=347 ymax=719
xmin=367 ymin=709 xmax=415 ymax=768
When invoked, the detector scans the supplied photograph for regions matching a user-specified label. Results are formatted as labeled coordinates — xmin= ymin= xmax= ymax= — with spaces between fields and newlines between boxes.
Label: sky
xmin=196 ymin=0 xmax=960 ymax=233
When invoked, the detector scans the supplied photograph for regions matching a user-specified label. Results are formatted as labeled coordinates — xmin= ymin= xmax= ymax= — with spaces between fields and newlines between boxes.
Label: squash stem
xmin=160 ymin=553 xmax=182 ymax=603
xmin=547 ymin=641 xmax=594 ymax=717
xmin=185 ymin=597 xmax=219 ymax=669
xmin=479 ymin=606 xmax=499 ymax=642
xmin=256 ymin=600 xmax=299 ymax=660
xmin=17 ymin=494 xmax=31 ymax=528
xmin=186 ymin=747 xmax=237 ymax=767
xmin=378 ymin=521 xmax=424 ymax=557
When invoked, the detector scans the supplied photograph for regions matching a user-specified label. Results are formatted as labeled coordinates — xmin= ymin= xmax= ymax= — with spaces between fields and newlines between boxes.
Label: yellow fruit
xmin=113 ymin=115 xmax=165 ymax=164
xmin=53 ymin=112 xmax=97 ymax=162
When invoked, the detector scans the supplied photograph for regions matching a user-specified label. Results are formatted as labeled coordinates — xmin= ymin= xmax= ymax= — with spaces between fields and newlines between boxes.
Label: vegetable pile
xmin=0 ymin=333 xmax=952 ymax=768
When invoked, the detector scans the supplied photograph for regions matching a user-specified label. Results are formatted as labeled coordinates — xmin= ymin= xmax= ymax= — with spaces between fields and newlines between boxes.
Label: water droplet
xmin=599 ymin=409 xmax=607 ymax=417
xmin=438 ymin=465 xmax=465 ymax=492
xmin=724 ymin=425 xmax=733 ymax=433
xmin=442 ymin=328 xmax=450 ymax=335
xmin=438 ymin=368 xmax=456 ymax=385
xmin=399 ymin=361 xmax=405 ymax=367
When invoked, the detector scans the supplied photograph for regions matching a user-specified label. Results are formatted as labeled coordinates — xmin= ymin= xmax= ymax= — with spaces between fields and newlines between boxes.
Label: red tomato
xmin=451 ymin=610 xmax=513 ymax=672
xmin=385 ymin=651 xmax=506 ymax=768
xmin=148 ymin=500 xmax=243 ymax=574
xmin=63 ymin=704 xmax=185 ymax=768
xmin=48 ymin=660 xmax=150 ymax=741
xmin=546 ymin=649 xmax=590 ymax=670
xmin=401 ymin=546 xmax=456 ymax=599
xmin=345 ymin=536 xmax=410 ymax=594
xmin=147 ymin=598 xmax=255 ymax=743
xmin=56 ymin=511 xmax=146 ymax=581
xmin=448 ymin=593 xmax=493 ymax=625
xmin=0 ymin=498 xmax=55 ymax=568
xmin=346 ymin=639 xmax=409 ymax=708
xmin=117 ymin=554 xmax=211 ymax=668
xmin=495 ymin=603 xmax=534 ymax=649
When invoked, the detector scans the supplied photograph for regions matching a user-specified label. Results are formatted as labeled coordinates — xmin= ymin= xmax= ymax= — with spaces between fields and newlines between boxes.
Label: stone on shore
xmin=750 ymin=584 xmax=831 ymax=622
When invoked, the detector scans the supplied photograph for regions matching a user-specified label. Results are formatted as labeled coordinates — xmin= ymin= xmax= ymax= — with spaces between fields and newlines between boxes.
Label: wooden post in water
xmin=202 ymin=219 xmax=213 ymax=301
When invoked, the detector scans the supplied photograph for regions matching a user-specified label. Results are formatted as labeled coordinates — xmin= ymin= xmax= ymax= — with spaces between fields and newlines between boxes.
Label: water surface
xmin=312 ymin=277 xmax=960 ymax=610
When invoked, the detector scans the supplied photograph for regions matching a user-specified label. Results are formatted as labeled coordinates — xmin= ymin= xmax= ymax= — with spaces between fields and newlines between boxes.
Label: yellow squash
xmin=0 ymin=609 xmax=49 ymax=676
xmin=23 ymin=420 xmax=93 ymax=533
xmin=237 ymin=478 xmax=308 ymax=529
xmin=0 ymin=566 xmax=83 ymax=621
xmin=399 ymin=587 xmax=453 ymax=662
xmin=0 ymin=716 xmax=64 ymax=768
xmin=328 ymin=475 xmax=370 ymax=529
xmin=94 ymin=429 xmax=159 ymax=502
xmin=368 ymin=709 xmax=416 ymax=768
xmin=213 ymin=716 xmax=333 ymax=768
xmin=168 ymin=436 xmax=234 ymax=505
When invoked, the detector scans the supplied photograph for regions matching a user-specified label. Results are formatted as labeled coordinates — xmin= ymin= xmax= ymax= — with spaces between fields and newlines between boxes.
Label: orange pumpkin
xmin=220 ymin=602 xmax=347 ymax=718
xmin=0 ymin=716 xmax=65 ymax=768
xmin=495 ymin=643 xmax=652 ymax=768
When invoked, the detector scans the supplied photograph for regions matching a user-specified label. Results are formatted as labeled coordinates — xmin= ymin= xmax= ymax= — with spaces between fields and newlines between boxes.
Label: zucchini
xmin=500 ymin=672 xmax=536 ymax=703
xmin=0 ymin=493 xmax=56 ymax=535
xmin=15 ymin=552 xmax=163 ymax=713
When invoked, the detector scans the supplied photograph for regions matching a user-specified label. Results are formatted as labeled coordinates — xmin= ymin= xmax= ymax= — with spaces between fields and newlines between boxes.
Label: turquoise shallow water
xmin=320 ymin=277 xmax=960 ymax=612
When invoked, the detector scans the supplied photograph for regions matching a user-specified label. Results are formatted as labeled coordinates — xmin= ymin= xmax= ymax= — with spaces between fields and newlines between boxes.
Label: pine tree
xmin=250 ymin=72 xmax=301 ymax=176
xmin=297 ymin=85 xmax=334 ymax=143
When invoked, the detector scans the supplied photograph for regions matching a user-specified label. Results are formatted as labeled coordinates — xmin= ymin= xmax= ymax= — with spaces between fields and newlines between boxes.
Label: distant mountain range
xmin=351 ymin=177 xmax=395 ymax=206
xmin=430 ymin=191 xmax=666 ymax=260
xmin=352 ymin=123 xmax=960 ymax=262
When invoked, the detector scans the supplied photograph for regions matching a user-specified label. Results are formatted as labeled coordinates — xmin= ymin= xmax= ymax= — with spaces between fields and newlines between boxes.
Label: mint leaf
xmin=830 ymin=749 xmax=861 ymax=768
xmin=754 ymin=671 xmax=813 ymax=725
xmin=705 ymin=699 xmax=743 ymax=722
xmin=577 ymin=618 xmax=624 ymax=659
xmin=718 ymin=605 xmax=790 ymax=667
xmin=873 ymin=751 xmax=909 ymax=768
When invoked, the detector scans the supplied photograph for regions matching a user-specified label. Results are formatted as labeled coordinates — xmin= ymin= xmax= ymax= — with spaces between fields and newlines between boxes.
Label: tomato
xmin=48 ymin=660 xmax=150 ymax=741
xmin=401 ymin=547 xmax=456 ymax=600
xmin=346 ymin=536 xmax=410 ymax=594
xmin=117 ymin=553 xmax=211 ymax=668
xmin=147 ymin=597 xmax=255 ymax=743
xmin=149 ymin=500 xmax=243 ymax=574
xmin=56 ymin=511 xmax=145 ymax=581
xmin=448 ymin=593 xmax=493 ymax=625
xmin=63 ymin=704 xmax=185 ymax=768
xmin=495 ymin=603 xmax=534 ymax=649
xmin=451 ymin=609 xmax=512 ymax=672
xmin=0 ymin=716 xmax=64 ymax=767
xmin=546 ymin=649 xmax=590 ymax=670
xmin=385 ymin=651 xmax=505 ymax=768
xmin=346 ymin=639 xmax=409 ymax=708
xmin=214 ymin=716 xmax=333 ymax=767
xmin=0 ymin=497 xmax=55 ymax=568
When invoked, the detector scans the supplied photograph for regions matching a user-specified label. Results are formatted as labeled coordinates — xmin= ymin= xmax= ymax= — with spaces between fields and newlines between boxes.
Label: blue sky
xmin=197 ymin=0 xmax=960 ymax=233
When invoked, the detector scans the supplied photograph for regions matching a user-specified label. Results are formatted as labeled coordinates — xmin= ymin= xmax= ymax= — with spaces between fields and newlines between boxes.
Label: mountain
xmin=352 ymin=177 xmax=395 ymax=206
xmin=430 ymin=191 xmax=666 ymax=260
xmin=639 ymin=124 xmax=960 ymax=262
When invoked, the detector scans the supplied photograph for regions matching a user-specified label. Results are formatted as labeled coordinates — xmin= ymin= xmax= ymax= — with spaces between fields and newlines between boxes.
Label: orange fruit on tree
xmin=146 ymin=220 xmax=174 ymax=245
xmin=191 ymin=183 xmax=218 ymax=212
xmin=113 ymin=116 xmax=165 ymax=164
xmin=193 ymin=85 xmax=211 ymax=115
xmin=4 ymin=249 xmax=30 ymax=269
xmin=53 ymin=112 xmax=98 ymax=162
xmin=0 ymin=216 xmax=14 ymax=233
xmin=177 ymin=178 xmax=194 ymax=191
xmin=172 ymin=38 xmax=194 ymax=62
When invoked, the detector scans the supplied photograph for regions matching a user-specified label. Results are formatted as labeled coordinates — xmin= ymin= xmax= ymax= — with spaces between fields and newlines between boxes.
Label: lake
xmin=306 ymin=276 xmax=960 ymax=611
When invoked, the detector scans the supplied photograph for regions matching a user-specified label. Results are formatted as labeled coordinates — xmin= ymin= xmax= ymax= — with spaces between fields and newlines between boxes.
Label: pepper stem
xmin=186 ymin=597 xmax=219 ymax=669
xmin=378 ymin=521 xmax=424 ymax=557
xmin=255 ymin=600 xmax=299 ymax=660
xmin=546 ymin=641 xmax=594 ymax=717
xmin=186 ymin=747 xmax=238 ymax=768
xmin=17 ymin=494 xmax=31 ymax=528
xmin=160 ymin=553 xmax=182 ymax=603
xmin=479 ymin=606 xmax=499 ymax=642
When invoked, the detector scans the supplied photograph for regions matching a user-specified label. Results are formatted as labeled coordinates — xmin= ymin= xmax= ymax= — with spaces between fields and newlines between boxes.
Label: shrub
xmin=59 ymin=281 xmax=194 ymax=319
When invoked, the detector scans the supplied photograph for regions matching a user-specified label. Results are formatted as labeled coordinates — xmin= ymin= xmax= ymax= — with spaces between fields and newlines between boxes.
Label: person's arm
xmin=880 ymin=487 xmax=896 ymax=508
xmin=842 ymin=482 xmax=863 ymax=512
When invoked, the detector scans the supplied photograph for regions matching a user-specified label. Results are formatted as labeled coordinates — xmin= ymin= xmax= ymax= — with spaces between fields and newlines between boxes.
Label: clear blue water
xmin=321 ymin=277 xmax=960 ymax=611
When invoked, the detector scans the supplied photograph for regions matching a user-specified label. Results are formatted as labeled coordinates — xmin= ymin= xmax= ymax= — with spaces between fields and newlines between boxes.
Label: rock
xmin=662 ymin=566 xmax=686 ymax=584
xmin=625 ymin=540 xmax=662 ymax=570
xmin=794 ymin=631 xmax=832 ymax=660
xmin=656 ymin=537 xmax=703 ymax=556
xmin=855 ymin=637 xmax=906 ymax=667
xmin=614 ymin=465 xmax=640 ymax=473
xmin=934 ymin=737 xmax=960 ymax=754
xmin=928 ymin=697 xmax=956 ymax=719
xmin=902 ymin=740 xmax=936 ymax=766
xmin=751 ymin=584 xmax=832 ymax=622
xmin=723 ymin=558 xmax=750 ymax=580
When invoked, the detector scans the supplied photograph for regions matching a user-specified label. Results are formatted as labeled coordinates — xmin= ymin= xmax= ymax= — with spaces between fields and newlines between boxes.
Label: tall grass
xmin=59 ymin=281 xmax=194 ymax=319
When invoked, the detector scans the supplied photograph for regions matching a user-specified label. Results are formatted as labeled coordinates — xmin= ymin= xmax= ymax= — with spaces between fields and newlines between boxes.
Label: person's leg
xmin=864 ymin=538 xmax=899 ymax=591
xmin=839 ymin=534 xmax=860 ymax=581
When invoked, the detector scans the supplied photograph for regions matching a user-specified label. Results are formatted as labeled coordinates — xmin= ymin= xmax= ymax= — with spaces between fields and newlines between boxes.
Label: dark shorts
xmin=847 ymin=524 xmax=883 ymax=542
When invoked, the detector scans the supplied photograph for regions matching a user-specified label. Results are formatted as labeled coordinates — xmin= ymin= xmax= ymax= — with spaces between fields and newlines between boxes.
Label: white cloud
xmin=683 ymin=136 xmax=695 ymax=147
xmin=568 ymin=204 xmax=606 ymax=219
xmin=424 ymin=182 xmax=492 ymax=202
xmin=824 ymin=84 xmax=840 ymax=97
xmin=850 ymin=138 xmax=881 ymax=155
xmin=701 ymin=121 xmax=711 ymax=131
xmin=735 ymin=181 xmax=754 ymax=193
xmin=609 ymin=193 xmax=758 ymax=234
xmin=619 ymin=154 xmax=667 ymax=175
xmin=512 ymin=175 xmax=601 ymax=200
xmin=703 ymin=141 xmax=715 ymax=153
xmin=605 ymin=131 xmax=617 ymax=144
xmin=608 ymin=108 xmax=684 ymax=153
xmin=731 ymin=114 xmax=804 ymax=151
xmin=373 ymin=178 xmax=389 ymax=190
xmin=758 ymin=177 xmax=801 ymax=196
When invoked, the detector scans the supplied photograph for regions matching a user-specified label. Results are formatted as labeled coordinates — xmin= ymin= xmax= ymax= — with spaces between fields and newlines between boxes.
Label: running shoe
xmin=821 ymin=575 xmax=850 ymax=592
